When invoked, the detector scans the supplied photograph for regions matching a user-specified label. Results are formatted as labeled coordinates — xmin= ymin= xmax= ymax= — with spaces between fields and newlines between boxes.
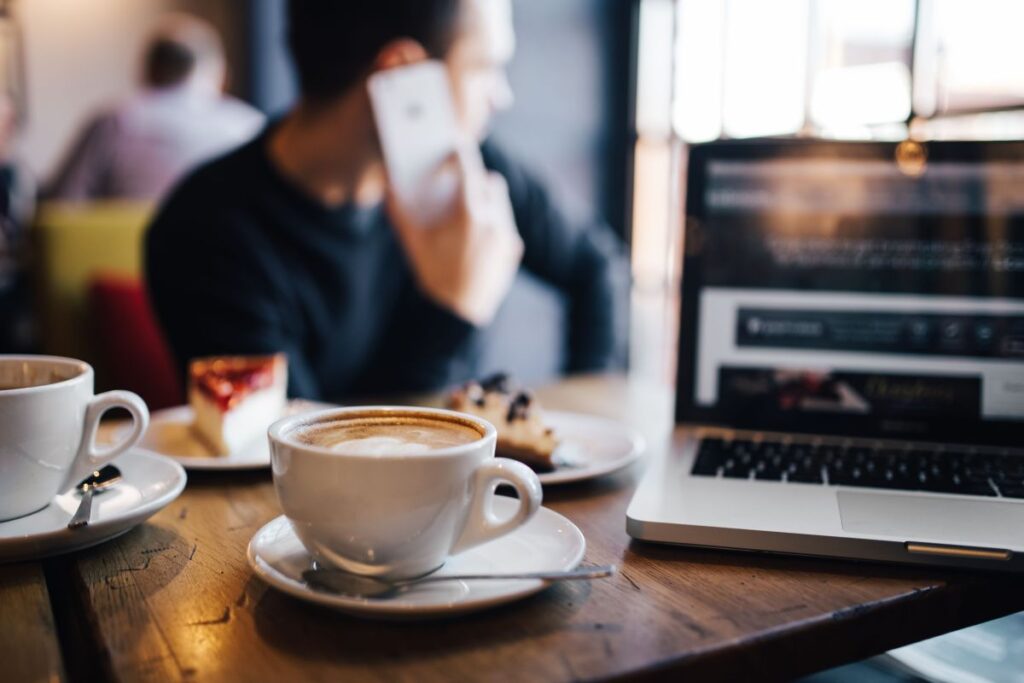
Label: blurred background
xmin=1 ymin=0 xmax=636 ymax=397
xmin=14 ymin=0 xmax=1024 ymax=222
xmin=3 ymin=0 xmax=1023 ymax=396
xmin=15 ymin=0 xmax=633 ymax=231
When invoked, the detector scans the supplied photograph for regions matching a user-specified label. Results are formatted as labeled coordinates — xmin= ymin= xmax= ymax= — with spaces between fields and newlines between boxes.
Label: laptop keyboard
xmin=691 ymin=437 xmax=1024 ymax=498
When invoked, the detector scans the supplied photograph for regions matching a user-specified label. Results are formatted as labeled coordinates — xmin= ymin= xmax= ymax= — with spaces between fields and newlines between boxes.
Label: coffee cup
xmin=0 ymin=355 xmax=150 ymax=521
xmin=268 ymin=406 xmax=542 ymax=580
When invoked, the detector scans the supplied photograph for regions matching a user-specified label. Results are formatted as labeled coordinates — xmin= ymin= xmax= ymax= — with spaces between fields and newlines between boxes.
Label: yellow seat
xmin=32 ymin=201 xmax=155 ymax=372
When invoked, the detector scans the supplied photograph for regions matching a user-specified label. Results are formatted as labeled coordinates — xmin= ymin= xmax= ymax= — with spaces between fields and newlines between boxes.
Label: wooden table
xmin=6 ymin=374 xmax=1024 ymax=682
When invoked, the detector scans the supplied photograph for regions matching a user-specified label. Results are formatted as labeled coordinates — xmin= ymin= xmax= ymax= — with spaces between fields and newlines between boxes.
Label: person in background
xmin=45 ymin=13 xmax=263 ymax=202
xmin=147 ymin=0 xmax=627 ymax=401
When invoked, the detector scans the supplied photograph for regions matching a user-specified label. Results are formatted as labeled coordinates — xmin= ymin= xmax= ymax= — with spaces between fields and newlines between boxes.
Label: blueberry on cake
xmin=448 ymin=373 xmax=560 ymax=472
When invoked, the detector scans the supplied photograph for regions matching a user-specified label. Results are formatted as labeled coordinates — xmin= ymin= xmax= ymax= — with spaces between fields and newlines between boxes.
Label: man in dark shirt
xmin=146 ymin=0 xmax=626 ymax=401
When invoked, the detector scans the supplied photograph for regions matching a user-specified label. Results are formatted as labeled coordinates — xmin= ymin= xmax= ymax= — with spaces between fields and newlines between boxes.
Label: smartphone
xmin=368 ymin=60 xmax=481 ymax=223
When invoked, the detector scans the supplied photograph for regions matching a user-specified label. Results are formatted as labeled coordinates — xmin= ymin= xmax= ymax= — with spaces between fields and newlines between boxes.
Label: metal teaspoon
xmin=302 ymin=564 xmax=617 ymax=599
xmin=67 ymin=465 xmax=122 ymax=529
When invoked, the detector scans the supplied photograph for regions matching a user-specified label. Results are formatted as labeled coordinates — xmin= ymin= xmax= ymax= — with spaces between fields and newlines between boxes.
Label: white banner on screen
xmin=696 ymin=288 xmax=1024 ymax=420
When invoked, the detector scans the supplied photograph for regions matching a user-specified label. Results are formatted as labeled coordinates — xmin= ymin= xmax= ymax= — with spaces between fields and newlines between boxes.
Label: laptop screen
xmin=676 ymin=140 xmax=1024 ymax=446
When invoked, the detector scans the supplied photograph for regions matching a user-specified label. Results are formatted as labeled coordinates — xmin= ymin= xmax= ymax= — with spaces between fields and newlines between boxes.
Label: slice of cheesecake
xmin=188 ymin=354 xmax=288 ymax=455
xmin=448 ymin=373 xmax=560 ymax=472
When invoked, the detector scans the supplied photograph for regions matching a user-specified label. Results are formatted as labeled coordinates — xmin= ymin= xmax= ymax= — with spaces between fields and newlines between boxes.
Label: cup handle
xmin=450 ymin=457 xmax=543 ymax=555
xmin=60 ymin=390 xmax=150 ymax=492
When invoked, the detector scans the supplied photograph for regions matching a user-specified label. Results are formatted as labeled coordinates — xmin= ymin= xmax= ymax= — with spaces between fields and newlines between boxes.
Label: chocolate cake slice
xmin=448 ymin=373 xmax=560 ymax=472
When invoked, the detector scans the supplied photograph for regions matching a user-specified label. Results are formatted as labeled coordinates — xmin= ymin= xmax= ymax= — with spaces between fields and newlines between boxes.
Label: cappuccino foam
xmin=294 ymin=417 xmax=480 ymax=455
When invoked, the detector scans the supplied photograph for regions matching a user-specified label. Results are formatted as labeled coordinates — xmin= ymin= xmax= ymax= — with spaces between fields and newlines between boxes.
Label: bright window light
xmin=673 ymin=0 xmax=725 ymax=143
xmin=932 ymin=0 xmax=1024 ymax=112
xmin=721 ymin=0 xmax=809 ymax=138
xmin=635 ymin=0 xmax=675 ymax=139
xmin=811 ymin=62 xmax=911 ymax=127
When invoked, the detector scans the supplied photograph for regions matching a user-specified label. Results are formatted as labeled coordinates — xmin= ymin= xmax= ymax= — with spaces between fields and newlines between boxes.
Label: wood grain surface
xmin=0 ymin=562 xmax=65 ymax=683
xmin=57 ymin=375 xmax=1024 ymax=682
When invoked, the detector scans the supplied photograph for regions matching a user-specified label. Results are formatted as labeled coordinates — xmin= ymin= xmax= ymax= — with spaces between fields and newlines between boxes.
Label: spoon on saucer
xmin=302 ymin=564 xmax=617 ymax=599
xmin=67 ymin=465 xmax=122 ymax=530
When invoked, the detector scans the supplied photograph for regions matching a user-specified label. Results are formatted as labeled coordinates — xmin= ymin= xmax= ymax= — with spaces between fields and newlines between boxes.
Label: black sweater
xmin=145 ymin=130 xmax=626 ymax=401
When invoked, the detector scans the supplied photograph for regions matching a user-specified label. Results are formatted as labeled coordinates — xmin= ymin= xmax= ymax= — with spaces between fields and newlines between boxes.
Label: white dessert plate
xmin=139 ymin=400 xmax=335 ymax=471
xmin=535 ymin=411 xmax=645 ymax=485
xmin=247 ymin=496 xmax=586 ymax=619
xmin=0 ymin=449 xmax=186 ymax=563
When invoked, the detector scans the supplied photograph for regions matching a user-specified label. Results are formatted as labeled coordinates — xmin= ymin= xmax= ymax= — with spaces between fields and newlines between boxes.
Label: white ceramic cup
xmin=268 ymin=406 xmax=543 ymax=580
xmin=0 ymin=355 xmax=150 ymax=521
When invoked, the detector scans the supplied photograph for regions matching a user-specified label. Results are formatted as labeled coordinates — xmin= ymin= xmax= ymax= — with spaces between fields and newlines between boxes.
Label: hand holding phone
xmin=370 ymin=60 xmax=522 ymax=325
xmin=386 ymin=146 xmax=523 ymax=326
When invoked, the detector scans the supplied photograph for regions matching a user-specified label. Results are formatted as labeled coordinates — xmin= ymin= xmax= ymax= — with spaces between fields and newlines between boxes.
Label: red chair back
xmin=88 ymin=275 xmax=182 ymax=410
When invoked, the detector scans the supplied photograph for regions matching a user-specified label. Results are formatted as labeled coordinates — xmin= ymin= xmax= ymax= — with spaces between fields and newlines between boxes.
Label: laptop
xmin=627 ymin=139 xmax=1024 ymax=571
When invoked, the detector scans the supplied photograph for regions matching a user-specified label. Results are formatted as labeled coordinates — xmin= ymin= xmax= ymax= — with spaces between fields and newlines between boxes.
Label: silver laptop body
xmin=627 ymin=139 xmax=1024 ymax=571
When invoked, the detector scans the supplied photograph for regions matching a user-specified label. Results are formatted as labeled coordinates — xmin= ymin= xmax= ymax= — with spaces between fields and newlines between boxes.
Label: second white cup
xmin=0 ymin=355 xmax=149 ymax=521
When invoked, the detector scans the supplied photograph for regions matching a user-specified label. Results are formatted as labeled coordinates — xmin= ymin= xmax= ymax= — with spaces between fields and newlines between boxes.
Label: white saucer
xmin=0 ymin=450 xmax=186 ymax=563
xmin=247 ymin=496 xmax=586 ymax=619
xmin=537 ymin=411 xmax=645 ymax=485
xmin=140 ymin=400 xmax=335 ymax=470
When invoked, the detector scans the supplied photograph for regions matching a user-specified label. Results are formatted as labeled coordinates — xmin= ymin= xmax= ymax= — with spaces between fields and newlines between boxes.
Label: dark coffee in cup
xmin=0 ymin=361 xmax=78 ymax=391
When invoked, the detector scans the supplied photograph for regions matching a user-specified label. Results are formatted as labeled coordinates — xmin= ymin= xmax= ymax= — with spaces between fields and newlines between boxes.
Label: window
xmin=667 ymin=0 xmax=1024 ymax=143
xmin=630 ymin=0 xmax=1024 ymax=289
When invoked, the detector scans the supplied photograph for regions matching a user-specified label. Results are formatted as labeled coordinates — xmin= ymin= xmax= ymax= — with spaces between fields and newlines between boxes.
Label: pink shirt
xmin=47 ymin=86 xmax=264 ymax=202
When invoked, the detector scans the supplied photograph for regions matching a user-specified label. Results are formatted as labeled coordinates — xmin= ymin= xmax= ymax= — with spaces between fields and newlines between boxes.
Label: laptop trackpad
xmin=838 ymin=491 xmax=1022 ymax=548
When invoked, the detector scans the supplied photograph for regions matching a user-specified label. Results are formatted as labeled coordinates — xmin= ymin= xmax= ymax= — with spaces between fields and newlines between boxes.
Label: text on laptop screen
xmin=682 ymin=146 xmax=1024 ymax=441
